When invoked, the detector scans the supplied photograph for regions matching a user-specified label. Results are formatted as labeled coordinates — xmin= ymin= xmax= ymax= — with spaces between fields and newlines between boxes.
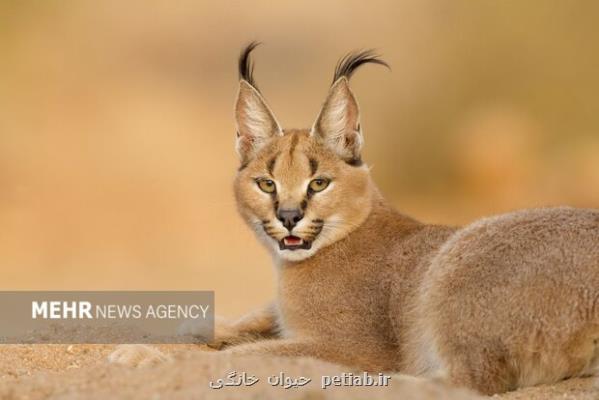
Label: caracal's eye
xmin=308 ymin=178 xmax=330 ymax=193
xmin=257 ymin=179 xmax=276 ymax=194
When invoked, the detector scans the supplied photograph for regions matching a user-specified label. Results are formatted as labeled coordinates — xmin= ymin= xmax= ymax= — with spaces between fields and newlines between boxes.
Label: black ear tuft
xmin=238 ymin=41 xmax=261 ymax=88
xmin=333 ymin=50 xmax=390 ymax=84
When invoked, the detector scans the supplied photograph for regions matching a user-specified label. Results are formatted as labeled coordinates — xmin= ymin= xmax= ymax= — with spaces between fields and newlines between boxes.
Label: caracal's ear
xmin=311 ymin=50 xmax=389 ymax=165
xmin=311 ymin=77 xmax=362 ymax=163
xmin=235 ymin=42 xmax=282 ymax=164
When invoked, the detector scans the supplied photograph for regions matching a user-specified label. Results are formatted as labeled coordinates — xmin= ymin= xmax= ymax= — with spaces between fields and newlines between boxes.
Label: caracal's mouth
xmin=279 ymin=235 xmax=312 ymax=251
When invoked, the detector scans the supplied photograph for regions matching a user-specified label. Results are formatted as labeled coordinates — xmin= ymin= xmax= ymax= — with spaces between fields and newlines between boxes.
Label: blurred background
xmin=1 ymin=0 xmax=598 ymax=316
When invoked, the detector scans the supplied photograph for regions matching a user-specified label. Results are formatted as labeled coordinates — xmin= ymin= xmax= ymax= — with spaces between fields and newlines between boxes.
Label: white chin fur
xmin=276 ymin=247 xmax=317 ymax=262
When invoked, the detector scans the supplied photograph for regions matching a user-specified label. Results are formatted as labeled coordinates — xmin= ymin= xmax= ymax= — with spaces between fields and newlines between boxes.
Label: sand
xmin=0 ymin=344 xmax=597 ymax=400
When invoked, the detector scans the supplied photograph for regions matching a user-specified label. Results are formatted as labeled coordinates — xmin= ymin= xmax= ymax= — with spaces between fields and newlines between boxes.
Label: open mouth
xmin=279 ymin=235 xmax=312 ymax=251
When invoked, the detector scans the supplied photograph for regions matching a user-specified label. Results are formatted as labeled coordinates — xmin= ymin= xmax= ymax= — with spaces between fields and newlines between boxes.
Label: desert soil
xmin=0 ymin=344 xmax=597 ymax=400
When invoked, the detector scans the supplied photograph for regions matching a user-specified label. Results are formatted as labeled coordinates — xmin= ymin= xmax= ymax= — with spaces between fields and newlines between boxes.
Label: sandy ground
xmin=0 ymin=345 xmax=597 ymax=400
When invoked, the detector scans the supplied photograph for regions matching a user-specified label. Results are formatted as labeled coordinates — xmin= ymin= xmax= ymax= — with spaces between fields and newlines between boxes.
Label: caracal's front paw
xmin=108 ymin=344 xmax=170 ymax=367
xmin=178 ymin=316 xmax=243 ymax=350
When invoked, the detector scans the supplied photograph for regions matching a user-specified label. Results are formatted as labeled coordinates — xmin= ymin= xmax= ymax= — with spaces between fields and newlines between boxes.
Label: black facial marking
xmin=300 ymin=199 xmax=308 ymax=211
xmin=238 ymin=162 xmax=248 ymax=171
xmin=312 ymin=219 xmax=324 ymax=223
xmin=309 ymin=158 xmax=319 ymax=175
xmin=267 ymin=154 xmax=278 ymax=175
xmin=346 ymin=157 xmax=363 ymax=167
xmin=310 ymin=222 xmax=324 ymax=238
xmin=288 ymin=133 xmax=299 ymax=157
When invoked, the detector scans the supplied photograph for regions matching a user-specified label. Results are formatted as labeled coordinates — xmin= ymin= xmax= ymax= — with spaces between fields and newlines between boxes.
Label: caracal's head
xmin=233 ymin=43 xmax=388 ymax=263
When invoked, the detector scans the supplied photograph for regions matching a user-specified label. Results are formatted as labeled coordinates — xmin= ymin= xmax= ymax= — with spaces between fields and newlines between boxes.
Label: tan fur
xmin=110 ymin=49 xmax=599 ymax=396
xmin=223 ymin=51 xmax=599 ymax=395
